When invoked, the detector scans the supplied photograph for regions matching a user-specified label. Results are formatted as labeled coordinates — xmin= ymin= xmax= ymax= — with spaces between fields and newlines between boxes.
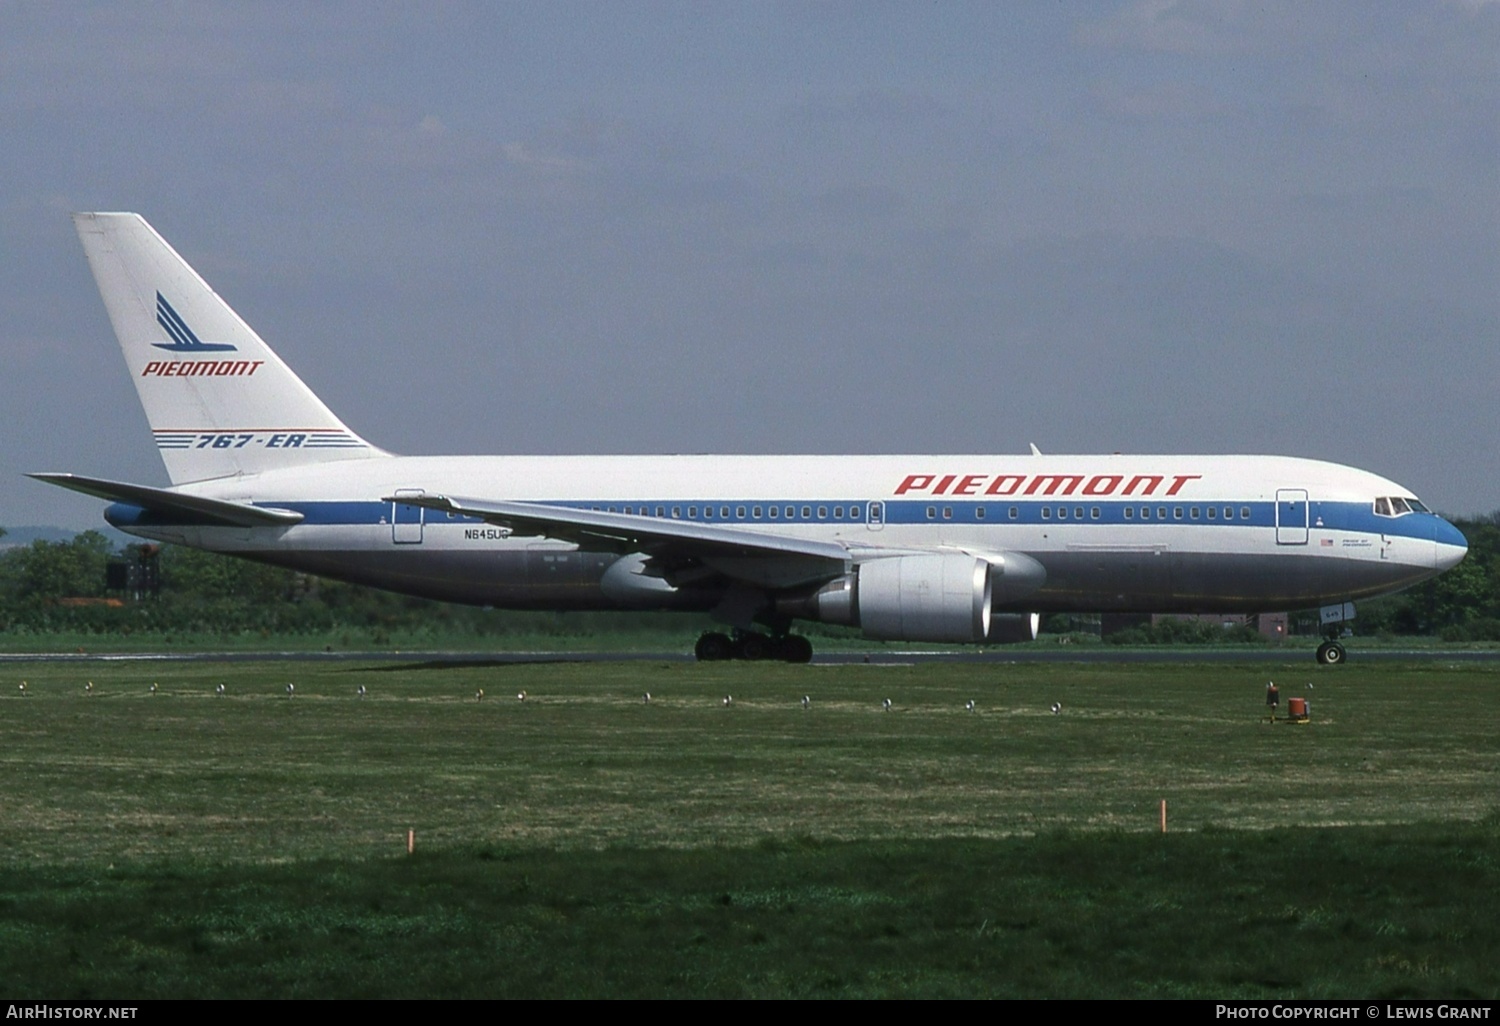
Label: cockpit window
xmin=1374 ymin=496 xmax=1426 ymax=517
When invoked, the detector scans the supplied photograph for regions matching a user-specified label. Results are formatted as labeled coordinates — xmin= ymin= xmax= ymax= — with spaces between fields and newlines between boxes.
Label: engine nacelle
xmin=858 ymin=554 xmax=991 ymax=642
xmin=779 ymin=551 xmax=1047 ymax=644
xmin=791 ymin=553 xmax=991 ymax=643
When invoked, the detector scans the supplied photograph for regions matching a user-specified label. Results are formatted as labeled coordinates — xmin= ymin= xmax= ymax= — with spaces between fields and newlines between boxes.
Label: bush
xmin=1439 ymin=618 xmax=1500 ymax=642
xmin=1105 ymin=620 xmax=1266 ymax=645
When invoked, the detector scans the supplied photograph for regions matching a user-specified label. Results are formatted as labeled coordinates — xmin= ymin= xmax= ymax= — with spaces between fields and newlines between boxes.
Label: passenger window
xmin=1091 ymin=507 xmax=1100 ymax=520
xmin=688 ymin=506 xmax=696 ymax=518
xmin=769 ymin=507 xmax=779 ymax=519
xmin=736 ymin=506 xmax=746 ymax=519
xmin=1158 ymin=507 xmax=1167 ymax=519
xmin=1190 ymin=507 xmax=1199 ymax=519
xmin=1042 ymin=507 xmax=1051 ymax=520
xmin=927 ymin=507 xmax=936 ymax=520
xmin=1125 ymin=507 xmax=1133 ymax=520
xmin=1240 ymin=507 xmax=1250 ymax=519
xmin=1207 ymin=507 xmax=1216 ymax=520
xmin=672 ymin=507 xmax=681 ymax=518
xmin=802 ymin=506 xmax=812 ymax=519
xmin=1058 ymin=507 xmax=1067 ymax=520
xmin=1008 ymin=507 xmax=1018 ymax=519
xmin=834 ymin=506 xmax=843 ymax=519
xmin=976 ymin=507 xmax=986 ymax=520
xmin=752 ymin=506 xmax=761 ymax=519
xmin=817 ymin=506 xmax=827 ymax=518
xmin=655 ymin=506 xmax=665 ymax=518
xmin=1074 ymin=507 xmax=1084 ymax=520
xmin=1173 ymin=507 xmax=1183 ymax=520
xmin=943 ymin=507 xmax=952 ymax=520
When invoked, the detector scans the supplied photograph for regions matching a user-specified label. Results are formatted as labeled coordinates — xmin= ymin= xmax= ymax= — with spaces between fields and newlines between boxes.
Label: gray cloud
xmin=2 ymin=3 xmax=1496 ymax=528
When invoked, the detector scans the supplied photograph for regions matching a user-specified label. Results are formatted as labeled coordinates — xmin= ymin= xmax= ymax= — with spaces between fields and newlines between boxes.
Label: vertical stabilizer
xmin=73 ymin=212 xmax=386 ymax=483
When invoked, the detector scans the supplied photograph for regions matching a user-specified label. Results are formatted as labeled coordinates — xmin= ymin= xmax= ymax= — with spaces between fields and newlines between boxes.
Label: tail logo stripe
xmin=157 ymin=294 xmax=198 ymax=346
xmin=153 ymin=292 xmax=237 ymax=352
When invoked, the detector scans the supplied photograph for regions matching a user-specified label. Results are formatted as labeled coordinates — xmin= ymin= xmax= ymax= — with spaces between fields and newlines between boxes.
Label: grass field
xmin=1 ymin=657 xmax=1496 ymax=997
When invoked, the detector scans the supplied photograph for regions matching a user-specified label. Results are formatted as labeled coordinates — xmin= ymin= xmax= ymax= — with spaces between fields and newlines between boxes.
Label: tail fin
xmin=73 ymin=212 xmax=386 ymax=484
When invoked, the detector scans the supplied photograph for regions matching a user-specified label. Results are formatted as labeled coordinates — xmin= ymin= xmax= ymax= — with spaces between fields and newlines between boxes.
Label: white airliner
xmin=33 ymin=213 xmax=1468 ymax=664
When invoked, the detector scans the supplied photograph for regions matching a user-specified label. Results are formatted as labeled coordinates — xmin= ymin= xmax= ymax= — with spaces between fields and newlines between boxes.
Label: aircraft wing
xmin=30 ymin=473 xmax=305 ymax=527
xmin=387 ymin=493 xmax=857 ymax=588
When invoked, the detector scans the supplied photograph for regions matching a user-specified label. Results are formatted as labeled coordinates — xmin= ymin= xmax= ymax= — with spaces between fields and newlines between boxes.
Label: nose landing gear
xmin=1314 ymin=602 xmax=1354 ymax=665
xmin=1315 ymin=639 xmax=1346 ymax=665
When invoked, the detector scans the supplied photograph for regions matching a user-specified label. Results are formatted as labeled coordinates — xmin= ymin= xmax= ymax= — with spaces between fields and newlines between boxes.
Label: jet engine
xmin=775 ymin=553 xmax=985 ymax=642
xmin=777 ymin=550 xmax=1045 ymax=644
xmin=856 ymin=553 xmax=991 ymax=642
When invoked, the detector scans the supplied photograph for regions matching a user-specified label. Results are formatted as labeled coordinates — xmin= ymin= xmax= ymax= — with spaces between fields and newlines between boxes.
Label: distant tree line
xmin=0 ymin=533 xmax=678 ymax=642
xmin=0 ymin=514 xmax=1497 ymax=641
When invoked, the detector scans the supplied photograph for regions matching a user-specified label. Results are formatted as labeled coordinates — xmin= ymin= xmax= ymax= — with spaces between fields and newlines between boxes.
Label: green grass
xmin=2 ymin=827 xmax=1496 ymax=998
xmin=1 ymin=659 xmax=1496 ymax=996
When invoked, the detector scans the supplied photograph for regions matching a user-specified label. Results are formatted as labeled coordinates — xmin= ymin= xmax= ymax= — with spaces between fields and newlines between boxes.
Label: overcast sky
xmin=3 ymin=1 xmax=1496 ymax=529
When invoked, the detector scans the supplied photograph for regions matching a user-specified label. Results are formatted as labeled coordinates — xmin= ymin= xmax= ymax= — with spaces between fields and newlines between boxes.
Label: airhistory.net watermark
xmin=5 ymin=1008 xmax=138 ymax=1020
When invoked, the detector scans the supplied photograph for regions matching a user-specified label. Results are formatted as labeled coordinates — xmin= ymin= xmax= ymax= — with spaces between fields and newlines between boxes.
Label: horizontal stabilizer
xmin=29 ymin=473 xmax=303 ymax=527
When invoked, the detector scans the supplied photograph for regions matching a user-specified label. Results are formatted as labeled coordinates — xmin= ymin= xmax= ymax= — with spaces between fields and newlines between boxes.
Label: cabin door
xmin=392 ymin=489 xmax=425 ymax=544
xmin=1275 ymin=489 xmax=1309 ymax=545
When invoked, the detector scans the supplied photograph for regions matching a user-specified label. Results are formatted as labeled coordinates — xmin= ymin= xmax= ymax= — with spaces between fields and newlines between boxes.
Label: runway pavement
xmin=2 ymin=647 xmax=1497 ymax=665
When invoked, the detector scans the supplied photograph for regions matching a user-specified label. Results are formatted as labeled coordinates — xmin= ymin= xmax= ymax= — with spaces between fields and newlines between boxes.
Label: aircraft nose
xmin=1432 ymin=517 xmax=1468 ymax=571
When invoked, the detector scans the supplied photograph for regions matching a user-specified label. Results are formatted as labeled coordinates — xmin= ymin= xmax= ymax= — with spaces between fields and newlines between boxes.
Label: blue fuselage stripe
xmin=111 ymin=498 xmax=1439 ymax=542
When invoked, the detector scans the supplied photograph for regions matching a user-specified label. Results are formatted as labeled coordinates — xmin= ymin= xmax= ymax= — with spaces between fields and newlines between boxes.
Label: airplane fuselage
xmin=102 ymin=452 xmax=1467 ymax=614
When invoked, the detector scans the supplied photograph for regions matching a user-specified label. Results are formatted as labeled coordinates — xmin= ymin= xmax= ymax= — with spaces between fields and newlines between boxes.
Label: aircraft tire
xmin=695 ymin=632 xmax=733 ymax=662
xmin=778 ymin=635 xmax=814 ymax=664
xmin=1316 ymin=641 xmax=1346 ymax=666
xmin=735 ymin=633 xmax=771 ymax=661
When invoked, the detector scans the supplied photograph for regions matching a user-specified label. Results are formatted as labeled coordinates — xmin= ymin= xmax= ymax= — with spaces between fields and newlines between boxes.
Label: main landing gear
xmin=1315 ymin=639 xmax=1346 ymax=666
xmin=695 ymin=630 xmax=814 ymax=664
